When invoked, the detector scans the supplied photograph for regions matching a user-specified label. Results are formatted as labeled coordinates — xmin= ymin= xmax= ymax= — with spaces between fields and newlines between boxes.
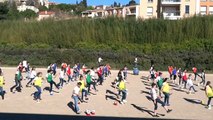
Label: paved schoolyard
xmin=0 ymin=67 xmax=212 ymax=120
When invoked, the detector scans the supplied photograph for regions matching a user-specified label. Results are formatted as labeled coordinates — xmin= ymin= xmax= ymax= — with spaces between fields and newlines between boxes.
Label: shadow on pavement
xmin=141 ymin=76 xmax=149 ymax=80
xmin=106 ymin=89 xmax=118 ymax=96
xmin=145 ymin=95 xmax=153 ymax=101
xmin=0 ymin=112 xmax=184 ymax=120
xmin=67 ymin=101 xmax=75 ymax=113
xmin=141 ymin=90 xmax=150 ymax=95
xmin=0 ymin=112 xmax=178 ymax=120
xmin=131 ymin=104 xmax=155 ymax=117
xmin=144 ymin=83 xmax=151 ymax=86
xmin=183 ymin=98 xmax=205 ymax=106
xmin=172 ymin=88 xmax=186 ymax=93
xmin=105 ymin=95 xmax=120 ymax=102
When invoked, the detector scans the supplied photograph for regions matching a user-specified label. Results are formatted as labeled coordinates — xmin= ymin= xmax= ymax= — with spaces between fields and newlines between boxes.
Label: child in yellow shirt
xmin=78 ymin=75 xmax=88 ymax=102
xmin=118 ymin=78 xmax=127 ymax=104
xmin=34 ymin=72 xmax=43 ymax=103
xmin=205 ymin=81 xmax=213 ymax=109
xmin=162 ymin=78 xmax=171 ymax=106
xmin=0 ymin=70 xmax=5 ymax=100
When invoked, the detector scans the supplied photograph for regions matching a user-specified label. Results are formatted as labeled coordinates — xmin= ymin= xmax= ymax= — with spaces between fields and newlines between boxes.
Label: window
xmin=209 ymin=6 xmax=213 ymax=15
xmin=147 ymin=7 xmax=153 ymax=16
xmin=185 ymin=5 xmax=190 ymax=14
xmin=148 ymin=0 xmax=153 ymax=3
xmin=200 ymin=6 xmax=207 ymax=15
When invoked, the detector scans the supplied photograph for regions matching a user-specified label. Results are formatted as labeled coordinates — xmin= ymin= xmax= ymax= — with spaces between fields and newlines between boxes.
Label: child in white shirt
xmin=187 ymin=74 xmax=197 ymax=94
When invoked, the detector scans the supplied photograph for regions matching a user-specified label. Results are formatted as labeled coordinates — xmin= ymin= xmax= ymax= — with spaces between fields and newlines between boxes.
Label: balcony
xmin=163 ymin=11 xmax=181 ymax=20
xmin=161 ymin=0 xmax=181 ymax=5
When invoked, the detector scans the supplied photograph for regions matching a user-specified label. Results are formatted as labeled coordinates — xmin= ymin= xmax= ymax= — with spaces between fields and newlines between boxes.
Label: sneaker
xmin=50 ymin=92 xmax=53 ymax=95
xmin=76 ymin=111 xmax=81 ymax=114
xmin=123 ymin=100 xmax=127 ymax=103
xmin=120 ymin=102 xmax=124 ymax=105
xmin=208 ymin=105 xmax=211 ymax=110
xmin=197 ymin=83 xmax=200 ymax=86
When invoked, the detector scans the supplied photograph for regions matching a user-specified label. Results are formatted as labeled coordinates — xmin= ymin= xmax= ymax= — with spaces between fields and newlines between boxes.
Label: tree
xmin=7 ymin=1 xmax=19 ymax=20
xmin=38 ymin=5 xmax=48 ymax=11
xmin=0 ymin=2 xmax=9 ymax=20
xmin=114 ymin=2 xmax=118 ymax=7
xmin=128 ymin=0 xmax=136 ymax=6
xmin=19 ymin=9 xmax=37 ymax=19
xmin=82 ymin=0 xmax=87 ymax=7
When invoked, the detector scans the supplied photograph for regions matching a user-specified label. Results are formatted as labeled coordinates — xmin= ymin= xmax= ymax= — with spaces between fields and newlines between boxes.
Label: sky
xmin=51 ymin=0 xmax=140 ymax=6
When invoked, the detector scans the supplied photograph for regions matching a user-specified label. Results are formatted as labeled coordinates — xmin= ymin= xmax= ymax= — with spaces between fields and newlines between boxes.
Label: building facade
xmin=82 ymin=0 xmax=213 ymax=20
xmin=199 ymin=0 xmax=213 ymax=15
xmin=82 ymin=5 xmax=140 ymax=19
xmin=139 ymin=0 xmax=198 ymax=20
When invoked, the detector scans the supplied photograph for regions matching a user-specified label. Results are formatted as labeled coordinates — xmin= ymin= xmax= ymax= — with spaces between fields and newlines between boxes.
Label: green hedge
xmin=0 ymin=16 xmax=213 ymax=70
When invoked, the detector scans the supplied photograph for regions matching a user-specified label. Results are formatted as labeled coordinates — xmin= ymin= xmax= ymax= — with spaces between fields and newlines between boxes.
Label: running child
xmin=78 ymin=75 xmax=88 ymax=102
xmin=46 ymin=70 xmax=59 ymax=95
xmin=177 ymin=68 xmax=182 ymax=86
xmin=58 ymin=67 xmax=65 ymax=89
xmin=118 ymin=78 xmax=128 ymax=104
xmin=155 ymin=72 xmax=163 ymax=97
xmin=186 ymin=74 xmax=197 ymax=94
xmin=33 ymin=72 xmax=43 ymax=103
xmin=182 ymin=70 xmax=188 ymax=89
xmin=66 ymin=64 xmax=72 ymax=83
xmin=82 ymin=64 xmax=87 ymax=75
xmin=86 ymin=70 xmax=97 ymax=94
xmin=26 ymin=67 xmax=36 ymax=87
xmin=10 ymin=68 xmax=23 ymax=93
xmin=161 ymin=78 xmax=172 ymax=106
xmin=172 ymin=67 xmax=177 ymax=84
xmin=0 ymin=70 xmax=5 ymax=100
xmin=52 ymin=63 xmax=57 ymax=76
xmin=72 ymin=82 xmax=82 ymax=114
xmin=97 ymin=65 xmax=104 ymax=85
xmin=205 ymin=81 xmax=213 ymax=110
xmin=168 ymin=66 xmax=173 ymax=80
xmin=192 ymin=67 xmax=198 ymax=81
xmin=106 ymin=64 xmax=111 ymax=76
xmin=198 ymin=69 xmax=206 ymax=87
xmin=150 ymin=83 xmax=172 ymax=117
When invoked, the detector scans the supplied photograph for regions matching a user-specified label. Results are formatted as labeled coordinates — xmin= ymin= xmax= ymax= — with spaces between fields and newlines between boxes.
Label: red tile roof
xmin=39 ymin=11 xmax=55 ymax=15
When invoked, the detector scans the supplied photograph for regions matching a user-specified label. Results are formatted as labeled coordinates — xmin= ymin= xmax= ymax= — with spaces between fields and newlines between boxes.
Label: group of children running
xmin=0 ymin=60 xmax=112 ymax=114
xmin=148 ymin=65 xmax=213 ymax=116
xmin=0 ymin=60 xmax=212 ymax=117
